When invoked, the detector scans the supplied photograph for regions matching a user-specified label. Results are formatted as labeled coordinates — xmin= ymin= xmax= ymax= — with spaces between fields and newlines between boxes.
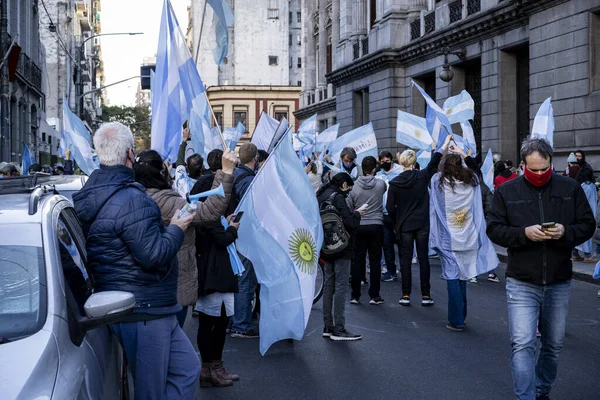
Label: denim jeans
xmin=352 ymin=224 xmax=383 ymax=299
xmin=111 ymin=314 xmax=200 ymax=400
xmin=506 ymin=277 xmax=571 ymax=400
xmin=323 ymin=258 xmax=351 ymax=331
xmin=399 ymin=227 xmax=431 ymax=296
xmin=382 ymin=215 xmax=398 ymax=275
xmin=446 ymin=280 xmax=467 ymax=328
xmin=232 ymin=255 xmax=258 ymax=333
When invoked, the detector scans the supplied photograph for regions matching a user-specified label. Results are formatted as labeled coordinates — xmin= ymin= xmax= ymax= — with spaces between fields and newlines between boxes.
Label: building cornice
xmin=326 ymin=0 xmax=568 ymax=86
xmin=294 ymin=97 xmax=336 ymax=120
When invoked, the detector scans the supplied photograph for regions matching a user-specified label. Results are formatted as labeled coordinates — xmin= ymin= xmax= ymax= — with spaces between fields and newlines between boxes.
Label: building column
xmin=352 ymin=0 xmax=367 ymax=38
xmin=302 ymin=0 xmax=317 ymax=107
xmin=318 ymin=0 xmax=327 ymax=88
xmin=332 ymin=0 xmax=340 ymax=69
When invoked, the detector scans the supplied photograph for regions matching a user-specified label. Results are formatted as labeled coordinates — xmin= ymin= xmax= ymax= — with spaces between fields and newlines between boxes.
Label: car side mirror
xmin=79 ymin=291 xmax=135 ymax=332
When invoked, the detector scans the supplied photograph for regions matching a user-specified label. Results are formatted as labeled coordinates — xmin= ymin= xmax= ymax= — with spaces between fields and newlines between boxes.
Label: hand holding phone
xmin=357 ymin=204 xmax=369 ymax=212
xmin=541 ymin=222 xmax=556 ymax=231
xmin=233 ymin=212 xmax=244 ymax=223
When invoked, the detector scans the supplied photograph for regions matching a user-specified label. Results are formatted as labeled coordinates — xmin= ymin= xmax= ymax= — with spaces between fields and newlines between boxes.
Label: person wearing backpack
xmin=317 ymin=172 xmax=365 ymax=341
xmin=230 ymin=143 xmax=260 ymax=339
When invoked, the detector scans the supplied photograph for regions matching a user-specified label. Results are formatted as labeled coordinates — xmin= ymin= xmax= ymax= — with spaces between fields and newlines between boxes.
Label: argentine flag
xmin=412 ymin=81 xmax=453 ymax=150
xmin=60 ymin=101 xmax=99 ymax=176
xmin=251 ymin=111 xmax=280 ymax=151
xmin=223 ymin=122 xmax=245 ymax=149
xmin=326 ymin=122 xmax=378 ymax=166
xmin=461 ymin=121 xmax=477 ymax=157
xmin=296 ymin=114 xmax=318 ymax=145
xmin=235 ymin=132 xmax=324 ymax=355
xmin=443 ymin=90 xmax=475 ymax=125
xmin=531 ymin=97 xmax=554 ymax=147
xmin=269 ymin=117 xmax=290 ymax=152
xmin=21 ymin=144 xmax=35 ymax=176
xmin=416 ymin=149 xmax=432 ymax=170
xmin=152 ymin=0 xmax=209 ymax=162
xmin=396 ymin=110 xmax=433 ymax=150
xmin=429 ymin=173 xmax=499 ymax=280
xmin=481 ymin=148 xmax=494 ymax=193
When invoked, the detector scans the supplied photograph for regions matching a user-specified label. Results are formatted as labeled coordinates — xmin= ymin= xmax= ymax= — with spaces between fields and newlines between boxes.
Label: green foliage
xmin=101 ymin=104 xmax=151 ymax=150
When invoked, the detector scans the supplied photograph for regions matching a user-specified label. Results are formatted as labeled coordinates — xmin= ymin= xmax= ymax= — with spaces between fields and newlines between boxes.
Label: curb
xmin=497 ymin=253 xmax=599 ymax=286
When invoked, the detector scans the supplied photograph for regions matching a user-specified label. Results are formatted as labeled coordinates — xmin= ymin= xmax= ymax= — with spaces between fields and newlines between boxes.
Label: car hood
xmin=0 ymin=328 xmax=59 ymax=399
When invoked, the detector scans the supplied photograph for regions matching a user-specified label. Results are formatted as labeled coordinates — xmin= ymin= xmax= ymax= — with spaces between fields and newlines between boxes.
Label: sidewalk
xmin=494 ymin=245 xmax=599 ymax=285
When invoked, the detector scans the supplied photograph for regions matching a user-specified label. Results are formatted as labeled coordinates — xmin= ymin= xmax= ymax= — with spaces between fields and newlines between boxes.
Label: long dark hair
xmin=316 ymin=172 xmax=354 ymax=197
xmin=438 ymin=154 xmax=478 ymax=192
xmin=133 ymin=150 xmax=172 ymax=190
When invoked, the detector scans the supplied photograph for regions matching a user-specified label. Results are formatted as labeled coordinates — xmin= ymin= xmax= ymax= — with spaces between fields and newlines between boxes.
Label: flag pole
xmin=266 ymin=117 xmax=284 ymax=152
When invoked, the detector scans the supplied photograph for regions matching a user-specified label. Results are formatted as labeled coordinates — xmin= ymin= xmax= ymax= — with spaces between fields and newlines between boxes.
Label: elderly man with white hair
xmin=72 ymin=122 xmax=237 ymax=399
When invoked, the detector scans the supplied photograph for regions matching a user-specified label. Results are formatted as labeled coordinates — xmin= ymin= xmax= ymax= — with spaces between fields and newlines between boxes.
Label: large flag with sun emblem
xmin=235 ymin=130 xmax=324 ymax=355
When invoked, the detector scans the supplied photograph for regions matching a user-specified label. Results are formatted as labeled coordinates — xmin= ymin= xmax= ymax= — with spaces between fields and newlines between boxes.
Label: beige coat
xmin=147 ymin=170 xmax=234 ymax=306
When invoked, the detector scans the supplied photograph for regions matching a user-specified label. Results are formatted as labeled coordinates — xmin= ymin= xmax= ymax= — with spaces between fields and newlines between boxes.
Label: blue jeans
xmin=111 ymin=314 xmax=200 ymax=400
xmin=506 ymin=277 xmax=571 ymax=400
xmin=232 ymin=255 xmax=258 ymax=333
xmin=446 ymin=279 xmax=467 ymax=328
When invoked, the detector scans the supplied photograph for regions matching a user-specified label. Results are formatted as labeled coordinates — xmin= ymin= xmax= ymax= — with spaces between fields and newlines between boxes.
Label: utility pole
xmin=0 ymin=0 xmax=8 ymax=162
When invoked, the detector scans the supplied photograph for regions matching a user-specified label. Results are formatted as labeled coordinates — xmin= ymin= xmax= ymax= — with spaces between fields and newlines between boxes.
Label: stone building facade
xmin=297 ymin=0 xmax=600 ymax=169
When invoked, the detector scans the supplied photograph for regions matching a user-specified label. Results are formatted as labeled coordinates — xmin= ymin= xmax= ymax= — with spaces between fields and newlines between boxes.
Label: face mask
xmin=381 ymin=162 xmax=392 ymax=172
xmin=343 ymin=161 xmax=354 ymax=170
xmin=524 ymin=166 xmax=553 ymax=187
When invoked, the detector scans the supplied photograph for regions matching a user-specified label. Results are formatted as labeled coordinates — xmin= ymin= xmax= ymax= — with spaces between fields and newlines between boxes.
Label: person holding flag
xmin=387 ymin=134 xmax=453 ymax=307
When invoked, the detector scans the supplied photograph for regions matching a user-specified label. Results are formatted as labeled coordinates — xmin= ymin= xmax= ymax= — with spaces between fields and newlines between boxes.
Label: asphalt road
xmin=182 ymin=261 xmax=600 ymax=400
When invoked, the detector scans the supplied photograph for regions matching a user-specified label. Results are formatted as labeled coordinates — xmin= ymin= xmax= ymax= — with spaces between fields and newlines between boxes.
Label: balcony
xmin=467 ymin=0 xmax=481 ymax=16
xmin=16 ymin=52 xmax=43 ymax=92
xmin=449 ymin=0 xmax=463 ymax=24
xmin=424 ymin=12 xmax=435 ymax=34
xmin=76 ymin=0 xmax=92 ymax=32
xmin=410 ymin=19 xmax=421 ymax=40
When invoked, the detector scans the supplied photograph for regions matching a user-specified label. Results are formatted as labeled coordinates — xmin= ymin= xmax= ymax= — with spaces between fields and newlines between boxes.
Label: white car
xmin=0 ymin=175 xmax=133 ymax=399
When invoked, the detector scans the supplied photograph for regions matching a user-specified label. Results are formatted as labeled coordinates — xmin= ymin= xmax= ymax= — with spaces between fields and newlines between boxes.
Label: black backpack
xmin=320 ymin=193 xmax=350 ymax=256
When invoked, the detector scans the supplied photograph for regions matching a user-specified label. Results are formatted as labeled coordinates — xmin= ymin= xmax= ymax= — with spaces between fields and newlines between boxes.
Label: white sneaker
xmin=411 ymin=257 xmax=417 ymax=264
xmin=469 ymin=277 xmax=478 ymax=283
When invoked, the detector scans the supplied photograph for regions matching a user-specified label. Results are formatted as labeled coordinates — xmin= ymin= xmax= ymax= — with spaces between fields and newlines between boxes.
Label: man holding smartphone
xmin=487 ymin=138 xmax=595 ymax=400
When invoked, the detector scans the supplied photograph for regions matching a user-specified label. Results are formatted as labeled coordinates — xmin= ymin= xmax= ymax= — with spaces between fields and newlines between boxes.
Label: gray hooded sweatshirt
xmin=346 ymin=175 xmax=387 ymax=225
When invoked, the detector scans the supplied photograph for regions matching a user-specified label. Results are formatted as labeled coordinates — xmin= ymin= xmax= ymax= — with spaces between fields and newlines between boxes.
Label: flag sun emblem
xmin=289 ymin=229 xmax=317 ymax=274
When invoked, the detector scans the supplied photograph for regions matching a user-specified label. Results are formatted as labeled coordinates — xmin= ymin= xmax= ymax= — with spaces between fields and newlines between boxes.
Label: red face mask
xmin=524 ymin=166 xmax=553 ymax=187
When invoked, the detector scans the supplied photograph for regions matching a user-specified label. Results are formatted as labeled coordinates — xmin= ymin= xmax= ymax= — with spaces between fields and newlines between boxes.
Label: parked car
xmin=0 ymin=175 xmax=133 ymax=399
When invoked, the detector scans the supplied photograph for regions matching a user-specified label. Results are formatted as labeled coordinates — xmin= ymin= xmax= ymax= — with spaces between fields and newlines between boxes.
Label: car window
xmin=0 ymin=224 xmax=46 ymax=343
xmin=57 ymin=216 xmax=93 ymax=316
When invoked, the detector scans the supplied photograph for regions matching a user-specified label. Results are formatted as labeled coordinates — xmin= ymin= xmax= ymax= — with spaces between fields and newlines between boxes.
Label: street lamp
xmin=76 ymin=32 xmax=144 ymax=117
xmin=437 ymin=47 xmax=466 ymax=83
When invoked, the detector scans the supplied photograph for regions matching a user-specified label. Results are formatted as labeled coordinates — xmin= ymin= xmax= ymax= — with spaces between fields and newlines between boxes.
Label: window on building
xmin=297 ymin=80 xmax=302 ymax=87
xmin=289 ymin=34 xmax=292 ymax=46
xmin=289 ymin=11 xmax=292 ymax=24
xmin=213 ymin=111 xmax=223 ymax=129
xmin=42 ymin=132 xmax=46 ymax=142
xmin=591 ymin=11 xmax=600 ymax=92
xmin=327 ymin=30 xmax=333 ymax=73
xmin=274 ymin=109 xmax=288 ymax=121
xmin=297 ymin=12 xmax=302 ymax=23
xmin=269 ymin=56 xmax=278 ymax=66
xmin=369 ymin=0 xmax=377 ymax=29
xmin=268 ymin=9 xmax=279 ymax=19
xmin=297 ymin=57 xmax=302 ymax=68
xmin=353 ymin=88 xmax=370 ymax=128
xmin=233 ymin=107 xmax=247 ymax=128
xmin=297 ymin=35 xmax=302 ymax=45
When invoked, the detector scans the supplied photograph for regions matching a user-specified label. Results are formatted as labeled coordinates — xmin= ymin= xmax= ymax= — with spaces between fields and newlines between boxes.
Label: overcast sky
xmin=101 ymin=0 xmax=189 ymax=106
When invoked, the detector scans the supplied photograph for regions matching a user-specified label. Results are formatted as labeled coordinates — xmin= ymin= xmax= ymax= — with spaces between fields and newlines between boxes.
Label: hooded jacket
xmin=73 ymin=165 xmax=184 ymax=314
xmin=376 ymin=163 xmax=403 ymax=216
xmin=346 ymin=175 xmax=387 ymax=225
xmin=386 ymin=151 xmax=443 ymax=234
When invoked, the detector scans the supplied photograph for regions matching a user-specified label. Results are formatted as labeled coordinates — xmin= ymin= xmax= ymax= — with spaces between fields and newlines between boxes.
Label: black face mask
xmin=381 ymin=162 xmax=392 ymax=172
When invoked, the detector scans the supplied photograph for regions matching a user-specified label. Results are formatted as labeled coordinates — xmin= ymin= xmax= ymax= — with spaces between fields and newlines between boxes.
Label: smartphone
xmin=541 ymin=222 xmax=556 ymax=231
xmin=233 ymin=212 xmax=244 ymax=223
xmin=357 ymin=204 xmax=369 ymax=212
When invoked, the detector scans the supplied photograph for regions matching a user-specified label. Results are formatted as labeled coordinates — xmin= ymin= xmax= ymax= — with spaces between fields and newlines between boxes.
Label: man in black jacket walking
xmin=487 ymin=138 xmax=595 ymax=400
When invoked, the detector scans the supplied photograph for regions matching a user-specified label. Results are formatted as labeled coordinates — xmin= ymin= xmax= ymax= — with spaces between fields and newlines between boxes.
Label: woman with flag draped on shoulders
xmin=429 ymin=148 xmax=499 ymax=332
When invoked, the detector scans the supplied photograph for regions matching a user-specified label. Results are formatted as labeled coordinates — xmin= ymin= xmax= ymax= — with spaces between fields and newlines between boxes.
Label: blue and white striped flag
xmin=396 ymin=110 xmax=433 ymax=150
xmin=251 ymin=111 xmax=280 ymax=151
xmin=461 ymin=121 xmax=477 ymax=157
xmin=268 ymin=118 xmax=290 ymax=152
xmin=326 ymin=122 xmax=378 ymax=166
xmin=443 ymin=90 xmax=475 ymax=125
xmin=60 ymin=101 xmax=99 ymax=176
xmin=416 ymin=149 xmax=431 ymax=170
xmin=412 ymin=81 xmax=453 ymax=150
xmin=297 ymin=114 xmax=318 ymax=145
xmin=21 ymin=144 xmax=35 ymax=176
xmin=235 ymin=132 xmax=324 ymax=355
xmin=315 ymin=123 xmax=339 ymax=154
xmin=223 ymin=122 xmax=245 ymax=149
xmin=531 ymin=97 xmax=554 ymax=148
xmin=207 ymin=0 xmax=234 ymax=65
xmin=481 ymin=148 xmax=494 ymax=193
xmin=152 ymin=0 xmax=210 ymax=162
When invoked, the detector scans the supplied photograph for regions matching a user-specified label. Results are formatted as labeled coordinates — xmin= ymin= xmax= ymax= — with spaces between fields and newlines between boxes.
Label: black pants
xmin=399 ymin=226 xmax=431 ymax=297
xmin=351 ymin=224 xmax=384 ymax=299
xmin=197 ymin=304 xmax=229 ymax=363
xmin=382 ymin=215 xmax=399 ymax=275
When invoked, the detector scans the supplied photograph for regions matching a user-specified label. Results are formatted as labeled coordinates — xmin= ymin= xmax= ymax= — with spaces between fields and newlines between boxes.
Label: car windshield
xmin=0 ymin=224 xmax=45 ymax=342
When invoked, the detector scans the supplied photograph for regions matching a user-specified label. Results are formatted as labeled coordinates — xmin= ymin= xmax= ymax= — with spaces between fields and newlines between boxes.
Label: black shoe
xmin=230 ymin=329 xmax=259 ymax=339
xmin=421 ymin=295 xmax=434 ymax=306
xmin=536 ymin=394 xmax=550 ymax=400
xmin=330 ymin=328 xmax=362 ymax=341
xmin=399 ymin=295 xmax=410 ymax=306
xmin=192 ymin=310 xmax=199 ymax=318
xmin=350 ymin=297 xmax=360 ymax=305
xmin=369 ymin=297 xmax=384 ymax=305
xmin=322 ymin=327 xmax=334 ymax=337
xmin=361 ymin=279 xmax=368 ymax=286
xmin=446 ymin=323 xmax=464 ymax=332
xmin=381 ymin=272 xmax=398 ymax=282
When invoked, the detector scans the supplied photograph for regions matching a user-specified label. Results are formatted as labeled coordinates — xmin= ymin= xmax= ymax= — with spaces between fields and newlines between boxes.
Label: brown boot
xmin=210 ymin=361 xmax=233 ymax=387
xmin=199 ymin=363 xmax=212 ymax=388
xmin=213 ymin=360 xmax=239 ymax=381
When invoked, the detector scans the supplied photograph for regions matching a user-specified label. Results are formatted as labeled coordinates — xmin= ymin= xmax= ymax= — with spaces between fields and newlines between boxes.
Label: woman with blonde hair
xmin=386 ymin=134 xmax=453 ymax=307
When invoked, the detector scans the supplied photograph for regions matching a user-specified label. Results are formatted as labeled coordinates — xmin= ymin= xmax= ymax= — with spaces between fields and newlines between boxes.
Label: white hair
xmin=93 ymin=122 xmax=134 ymax=166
